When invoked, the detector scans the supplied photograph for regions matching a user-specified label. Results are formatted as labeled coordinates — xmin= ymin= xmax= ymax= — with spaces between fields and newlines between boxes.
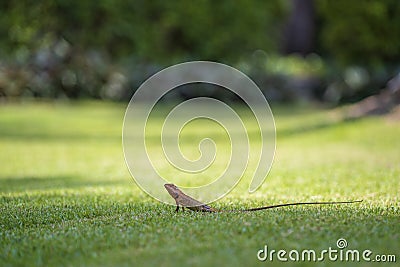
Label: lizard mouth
xmin=164 ymin=183 xmax=176 ymax=189
xmin=164 ymin=184 xmax=175 ymax=193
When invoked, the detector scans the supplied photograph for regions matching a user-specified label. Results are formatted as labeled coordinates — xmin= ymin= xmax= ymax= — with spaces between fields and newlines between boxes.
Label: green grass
xmin=0 ymin=100 xmax=399 ymax=267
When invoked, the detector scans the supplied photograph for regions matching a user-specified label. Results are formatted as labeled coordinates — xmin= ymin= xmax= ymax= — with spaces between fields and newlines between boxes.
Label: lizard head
xmin=164 ymin=183 xmax=181 ymax=199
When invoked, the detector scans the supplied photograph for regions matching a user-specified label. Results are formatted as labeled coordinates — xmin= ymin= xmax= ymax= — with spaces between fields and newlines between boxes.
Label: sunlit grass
xmin=0 ymin=100 xmax=399 ymax=267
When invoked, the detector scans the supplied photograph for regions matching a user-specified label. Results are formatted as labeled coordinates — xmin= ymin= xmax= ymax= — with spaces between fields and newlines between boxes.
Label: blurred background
xmin=0 ymin=0 xmax=399 ymax=110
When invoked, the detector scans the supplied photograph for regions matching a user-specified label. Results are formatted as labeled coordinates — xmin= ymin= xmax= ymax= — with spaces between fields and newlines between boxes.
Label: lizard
xmin=164 ymin=183 xmax=362 ymax=212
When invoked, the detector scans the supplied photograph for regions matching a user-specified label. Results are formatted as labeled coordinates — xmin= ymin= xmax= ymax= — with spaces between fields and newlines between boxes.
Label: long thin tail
xmin=236 ymin=200 xmax=363 ymax=212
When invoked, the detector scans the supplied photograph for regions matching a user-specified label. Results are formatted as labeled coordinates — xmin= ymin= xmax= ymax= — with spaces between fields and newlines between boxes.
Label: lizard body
xmin=164 ymin=183 xmax=362 ymax=212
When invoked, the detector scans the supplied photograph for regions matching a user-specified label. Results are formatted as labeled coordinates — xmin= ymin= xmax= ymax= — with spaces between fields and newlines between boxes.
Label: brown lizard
xmin=164 ymin=183 xmax=362 ymax=212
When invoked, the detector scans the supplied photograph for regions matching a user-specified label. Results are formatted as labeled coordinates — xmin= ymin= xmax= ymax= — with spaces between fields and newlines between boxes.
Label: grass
xmin=0 ymin=100 xmax=399 ymax=267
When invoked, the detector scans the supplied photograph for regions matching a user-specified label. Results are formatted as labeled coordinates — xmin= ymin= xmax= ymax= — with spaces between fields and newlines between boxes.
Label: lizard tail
xmin=235 ymin=200 xmax=363 ymax=212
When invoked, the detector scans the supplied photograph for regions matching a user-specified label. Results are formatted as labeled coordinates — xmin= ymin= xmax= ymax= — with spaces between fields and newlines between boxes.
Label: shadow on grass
xmin=275 ymin=116 xmax=361 ymax=138
xmin=0 ymin=175 xmax=130 ymax=193
xmin=0 ymin=118 xmax=358 ymax=143
xmin=0 ymin=130 xmax=120 ymax=142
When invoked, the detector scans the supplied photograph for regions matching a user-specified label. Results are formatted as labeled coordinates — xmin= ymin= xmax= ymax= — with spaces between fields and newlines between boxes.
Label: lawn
xmin=0 ymin=100 xmax=399 ymax=267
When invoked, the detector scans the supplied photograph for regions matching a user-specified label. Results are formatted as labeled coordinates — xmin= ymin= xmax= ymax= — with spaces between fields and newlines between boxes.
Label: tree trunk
xmin=283 ymin=0 xmax=315 ymax=56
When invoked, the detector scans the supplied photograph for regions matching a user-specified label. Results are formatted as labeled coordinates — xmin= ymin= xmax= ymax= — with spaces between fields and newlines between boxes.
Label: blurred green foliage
xmin=0 ymin=0 xmax=399 ymax=102
xmin=0 ymin=0 xmax=286 ymax=63
xmin=317 ymin=0 xmax=400 ymax=67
